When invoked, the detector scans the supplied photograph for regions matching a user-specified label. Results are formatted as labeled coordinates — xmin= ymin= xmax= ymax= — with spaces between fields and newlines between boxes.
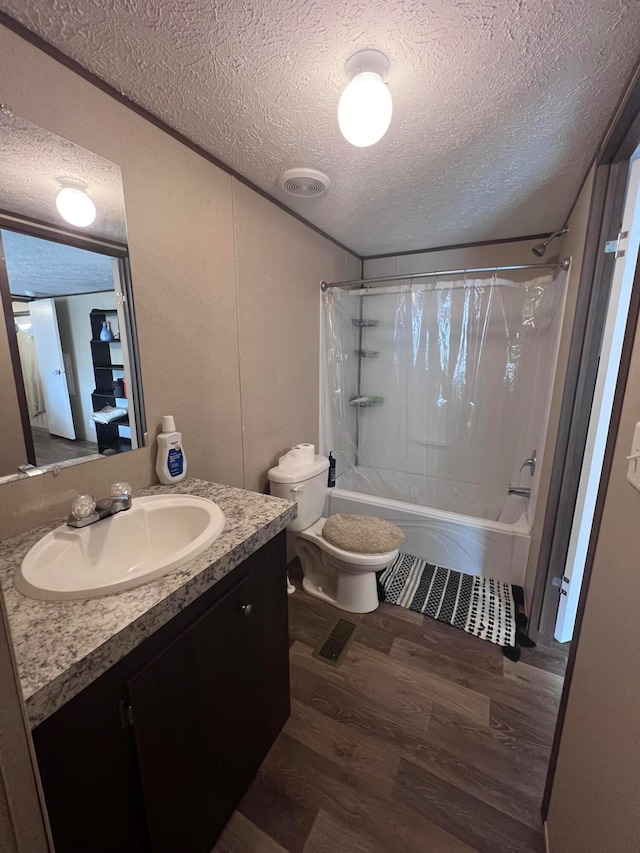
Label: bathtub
xmin=325 ymin=486 xmax=531 ymax=587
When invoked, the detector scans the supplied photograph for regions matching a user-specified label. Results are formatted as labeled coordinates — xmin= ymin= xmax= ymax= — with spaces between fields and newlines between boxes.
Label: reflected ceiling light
xmin=56 ymin=178 xmax=96 ymax=227
xmin=338 ymin=49 xmax=392 ymax=148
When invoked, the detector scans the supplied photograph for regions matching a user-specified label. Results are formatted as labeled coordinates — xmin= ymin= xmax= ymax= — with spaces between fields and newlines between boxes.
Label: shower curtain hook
xmin=492 ymin=267 xmax=498 ymax=285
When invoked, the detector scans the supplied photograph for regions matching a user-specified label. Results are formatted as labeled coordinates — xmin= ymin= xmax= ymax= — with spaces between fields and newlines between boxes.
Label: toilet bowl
xmin=296 ymin=517 xmax=398 ymax=613
xmin=268 ymin=448 xmax=399 ymax=614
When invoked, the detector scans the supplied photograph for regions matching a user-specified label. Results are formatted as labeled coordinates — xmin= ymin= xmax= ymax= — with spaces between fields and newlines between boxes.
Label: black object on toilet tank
xmin=328 ymin=452 xmax=336 ymax=487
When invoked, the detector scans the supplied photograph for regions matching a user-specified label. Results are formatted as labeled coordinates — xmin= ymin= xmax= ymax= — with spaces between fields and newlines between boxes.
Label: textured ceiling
xmin=2 ymin=229 xmax=115 ymax=297
xmin=0 ymin=113 xmax=128 ymax=243
xmin=2 ymin=1 xmax=640 ymax=256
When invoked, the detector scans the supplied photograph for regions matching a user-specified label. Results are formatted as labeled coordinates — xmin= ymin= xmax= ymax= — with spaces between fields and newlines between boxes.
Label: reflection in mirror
xmin=0 ymin=108 xmax=146 ymax=481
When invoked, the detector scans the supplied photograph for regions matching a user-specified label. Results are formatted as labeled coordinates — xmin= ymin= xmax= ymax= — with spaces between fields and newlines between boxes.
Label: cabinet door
xmin=128 ymin=563 xmax=288 ymax=853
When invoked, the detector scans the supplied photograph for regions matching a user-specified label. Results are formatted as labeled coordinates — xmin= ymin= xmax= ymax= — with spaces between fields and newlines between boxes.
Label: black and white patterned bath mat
xmin=379 ymin=552 xmax=525 ymax=650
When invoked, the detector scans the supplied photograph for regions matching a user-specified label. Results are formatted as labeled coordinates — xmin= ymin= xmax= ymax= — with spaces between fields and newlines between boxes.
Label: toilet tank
xmin=268 ymin=455 xmax=330 ymax=532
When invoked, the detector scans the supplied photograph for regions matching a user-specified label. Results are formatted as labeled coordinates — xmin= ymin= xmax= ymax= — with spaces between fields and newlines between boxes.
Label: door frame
xmin=554 ymin=155 xmax=640 ymax=642
xmin=0 ymin=229 xmax=36 ymax=466
xmin=538 ymin=66 xmax=640 ymax=816
xmin=530 ymin=62 xmax=640 ymax=644
xmin=543 ymin=216 xmax=640 ymax=817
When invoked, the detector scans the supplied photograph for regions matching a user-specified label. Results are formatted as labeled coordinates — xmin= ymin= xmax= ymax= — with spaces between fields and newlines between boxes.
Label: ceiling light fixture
xmin=55 ymin=178 xmax=96 ymax=228
xmin=338 ymin=49 xmax=392 ymax=148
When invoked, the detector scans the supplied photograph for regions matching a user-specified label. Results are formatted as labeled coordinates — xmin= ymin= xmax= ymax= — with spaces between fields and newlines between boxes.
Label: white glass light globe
xmin=338 ymin=71 xmax=393 ymax=148
xmin=55 ymin=186 xmax=97 ymax=227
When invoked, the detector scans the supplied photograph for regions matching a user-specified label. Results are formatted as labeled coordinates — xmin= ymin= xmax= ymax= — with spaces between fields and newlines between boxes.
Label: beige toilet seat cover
xmin=322 ymin=514 xmax=404 ymax=555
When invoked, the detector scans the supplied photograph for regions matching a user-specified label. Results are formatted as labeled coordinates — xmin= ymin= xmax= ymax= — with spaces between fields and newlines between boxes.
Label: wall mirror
xmin=0 ymin=105 xmax=146 ymax=483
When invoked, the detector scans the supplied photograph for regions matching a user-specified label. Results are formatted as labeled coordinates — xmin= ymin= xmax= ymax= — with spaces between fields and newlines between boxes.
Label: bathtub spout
xmin=508 ymin=486 xmax=531 ymax=498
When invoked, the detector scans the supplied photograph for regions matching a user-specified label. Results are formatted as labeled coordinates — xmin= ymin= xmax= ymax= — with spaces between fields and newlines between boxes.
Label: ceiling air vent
xmin=278 ymin=168 xmax=330 ymax=198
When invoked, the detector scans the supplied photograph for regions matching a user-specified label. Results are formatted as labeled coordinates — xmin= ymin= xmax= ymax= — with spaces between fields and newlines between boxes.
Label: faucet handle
xmin=70 ymin=494 xmax=96 ymax=520
xmin=110 ymin=482 xmax=133 ymax=497
xmin=520 ymin=450 xmax=537 ymax=476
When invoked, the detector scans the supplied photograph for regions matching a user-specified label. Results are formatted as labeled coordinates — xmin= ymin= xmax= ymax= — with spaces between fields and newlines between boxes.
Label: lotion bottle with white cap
xmin=156 ymin=415 xmax=187 ymax=484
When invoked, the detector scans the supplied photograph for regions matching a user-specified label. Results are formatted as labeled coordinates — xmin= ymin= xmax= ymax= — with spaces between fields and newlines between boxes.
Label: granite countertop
xmin=0 ymin=478 xmax=296 ymax=728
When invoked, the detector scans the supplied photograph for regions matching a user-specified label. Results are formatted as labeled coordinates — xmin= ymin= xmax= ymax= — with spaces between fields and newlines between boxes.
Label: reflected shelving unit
xmin=89 ymin=308 xmax=131 ymax=455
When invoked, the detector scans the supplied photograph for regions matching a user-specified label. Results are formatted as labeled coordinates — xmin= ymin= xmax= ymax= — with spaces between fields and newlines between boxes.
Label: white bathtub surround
xmin=337 ymin=465 xmax=503 ymax=522
xmin=321 ymin=271 xmax=566 ymax=586
xmin=327 ymin=484 xmax=530 ymax=587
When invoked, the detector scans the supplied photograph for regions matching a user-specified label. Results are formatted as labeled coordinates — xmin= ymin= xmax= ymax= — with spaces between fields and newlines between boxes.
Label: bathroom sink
xmin=16 ymin=495 xmax=225 ymax=601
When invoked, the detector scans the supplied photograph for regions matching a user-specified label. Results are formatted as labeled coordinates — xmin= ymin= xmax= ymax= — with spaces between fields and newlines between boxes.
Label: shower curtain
xmin=16 ymin=327 xmax=47 ymax=429
xmin=322 ymin=271 xmax=566 ymax=521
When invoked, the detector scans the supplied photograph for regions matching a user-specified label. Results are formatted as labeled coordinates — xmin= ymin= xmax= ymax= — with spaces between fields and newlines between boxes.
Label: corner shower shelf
xmin=354 ymin=349 xmax=379 ymax=358
xmin=351 ymin=319 xmax=378 ymax=327
xmin=349 ymin=396 xmax=383 ymax=407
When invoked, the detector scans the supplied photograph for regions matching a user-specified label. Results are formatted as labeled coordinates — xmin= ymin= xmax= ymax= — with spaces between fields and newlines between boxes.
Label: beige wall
xmin=524 ymin=169 xmax=595 ymax=607
xmin=0 ymin=24 xmax=358 ymax=539
xmin=233 ymin=182 xmax=360 ymax=492
xmin=546 ymin=286 xmax=640 ymax=850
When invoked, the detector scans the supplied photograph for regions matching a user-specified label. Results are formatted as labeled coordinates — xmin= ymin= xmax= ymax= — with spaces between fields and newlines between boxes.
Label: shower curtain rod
xmin=320 ymin=257 xmax=571 ymax=291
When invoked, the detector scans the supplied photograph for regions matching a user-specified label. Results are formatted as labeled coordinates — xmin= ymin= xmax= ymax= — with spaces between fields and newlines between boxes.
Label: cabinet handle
xmin=240 ymin=604 xmax=253 ymax=617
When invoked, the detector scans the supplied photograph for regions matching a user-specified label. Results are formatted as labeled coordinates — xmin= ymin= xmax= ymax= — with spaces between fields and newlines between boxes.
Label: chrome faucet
xmin=520 ymin=450 xmax=537 ymax=476
xmin=510 ymin=451 xmax=536 ymax=497
xmin=67 ymin=483 xmax=133 ymax=528
xmin=508 ymin=486 xmax=531 ymax=498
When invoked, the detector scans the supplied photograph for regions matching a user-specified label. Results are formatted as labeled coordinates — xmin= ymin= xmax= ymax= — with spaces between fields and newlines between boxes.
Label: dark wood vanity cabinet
xmin=32 ymin=532 xmax=290 ymax=853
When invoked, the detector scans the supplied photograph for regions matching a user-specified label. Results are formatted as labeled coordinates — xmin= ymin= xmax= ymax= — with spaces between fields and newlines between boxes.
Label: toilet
xmin=268 ymin=449 xmax=400 ymax=614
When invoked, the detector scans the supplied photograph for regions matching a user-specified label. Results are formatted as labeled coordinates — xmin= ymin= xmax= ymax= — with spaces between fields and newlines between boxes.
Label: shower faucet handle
xmin=520 ymin=450 xmax=537 ymax=476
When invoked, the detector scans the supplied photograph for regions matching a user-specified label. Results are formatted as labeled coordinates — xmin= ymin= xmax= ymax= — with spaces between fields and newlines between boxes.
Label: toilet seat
xmin=298 ymin=518 xmax=399 ymax=569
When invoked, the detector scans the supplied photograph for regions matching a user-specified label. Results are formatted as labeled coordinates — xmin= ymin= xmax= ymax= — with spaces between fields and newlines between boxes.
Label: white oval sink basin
xmin=16 ymin=495 xmax=225 ymax=601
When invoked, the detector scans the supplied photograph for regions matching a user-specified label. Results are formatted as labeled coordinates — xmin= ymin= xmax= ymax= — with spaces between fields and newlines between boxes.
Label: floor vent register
xmin=313 ymin=617 xmax=359 ymax=667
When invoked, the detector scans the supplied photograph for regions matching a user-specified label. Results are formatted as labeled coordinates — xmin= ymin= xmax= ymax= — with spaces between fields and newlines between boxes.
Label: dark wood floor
xmin=32 ymin=428 xmax=99 ymax=466
xmin=214 ymin=574 xmax=568 ymax=853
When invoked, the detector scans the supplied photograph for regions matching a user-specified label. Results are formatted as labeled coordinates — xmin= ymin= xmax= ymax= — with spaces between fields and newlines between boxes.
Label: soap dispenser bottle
xmin=156 ymin=415 xmax=187 ymax=484
xmin=328 ymin=451 xmax=336 ymax=487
